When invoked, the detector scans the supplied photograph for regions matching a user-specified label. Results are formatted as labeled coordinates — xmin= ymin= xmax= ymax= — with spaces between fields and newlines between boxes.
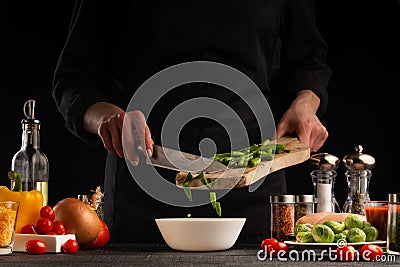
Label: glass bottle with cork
xmin=342 ymin=145 xmax=375 ymax=215
xmin=309 ymin=153 xmax=341 ymax=213
xmin=11 ymin=99 xmax=49 ymax=206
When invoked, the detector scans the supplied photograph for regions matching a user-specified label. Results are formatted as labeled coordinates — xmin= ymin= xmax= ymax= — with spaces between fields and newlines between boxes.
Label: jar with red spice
xmin=270 ymin=195 xmax=295 ymax=242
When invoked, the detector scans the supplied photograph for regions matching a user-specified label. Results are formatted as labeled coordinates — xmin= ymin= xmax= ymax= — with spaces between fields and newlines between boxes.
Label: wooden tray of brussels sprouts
xmin=175 ymin=136 xmax=310 ymax=189
xmin=285 ymin=214 xmax=386 ymax=249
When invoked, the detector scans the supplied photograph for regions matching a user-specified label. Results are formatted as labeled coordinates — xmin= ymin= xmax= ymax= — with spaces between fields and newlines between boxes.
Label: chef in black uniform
xmin=52 ymin=0 xmax=331 ymax=244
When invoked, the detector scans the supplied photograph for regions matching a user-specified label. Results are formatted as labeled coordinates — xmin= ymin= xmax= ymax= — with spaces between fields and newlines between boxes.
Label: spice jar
xmin=387 ymin=193 xmax=400 ymax=255
xmin=309 ymin=153 xmax=341 ymax=213
xmin=295 ymin=195 xmax=315 ymax=223
xmin=342 ymin=145 xmax=375 ymax=215
xmin=270 ymin=195 xmax=295 ymax=242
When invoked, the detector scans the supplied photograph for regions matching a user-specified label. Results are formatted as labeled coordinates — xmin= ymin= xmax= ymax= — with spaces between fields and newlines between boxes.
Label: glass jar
xmin=387 ymin=193 xmax=400 ymax=255
xmin=365 ymin=200 xmax=388 ymax=241
xmin=270 ymin=195 xmax=295 ymax=242
xmin=295 ymin=195 xmax=315 ymax=222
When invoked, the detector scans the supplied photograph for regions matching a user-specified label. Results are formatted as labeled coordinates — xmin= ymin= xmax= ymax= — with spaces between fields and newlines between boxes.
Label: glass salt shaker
xmin=342 ymin=145 xmax=375 ymax=216
xmin=309 ymin=153 xmax=341 ymax=213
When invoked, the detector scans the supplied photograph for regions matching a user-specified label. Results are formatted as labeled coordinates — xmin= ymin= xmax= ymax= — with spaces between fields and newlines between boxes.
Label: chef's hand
xmin=275 ymin=90 xmax=328 ymax=152
xmin=83 ymin=102 xmax=154 ymax=166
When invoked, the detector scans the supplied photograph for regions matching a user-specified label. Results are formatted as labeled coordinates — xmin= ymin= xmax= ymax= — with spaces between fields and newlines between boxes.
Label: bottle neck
xmin=21 ymin=124 xmax=40 ymax=149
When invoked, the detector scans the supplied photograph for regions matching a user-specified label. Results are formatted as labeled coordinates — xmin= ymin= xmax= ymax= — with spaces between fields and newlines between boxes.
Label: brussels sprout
xmin=311 ymin=224 xmax=335 ymax=243
xmin=362 ymin=221 xmax=372 ymax=230
xmin=334 ymin=233 xmax=347 ymax=243
xmin=342 ymin=229 xmax=349 ymax=236
xmin=300 ymin=232 xmax=315 ymax=243
xmin=296 ymin=232 xmax=309 ymax=242
xmin=363 ymin=225 xmax=379 ymax=242
xmin=323 ymin=220 xmax=345 ymax=234
xmin=344 ymin=214 xmax=364 ymax=229
xmin=347 ymin=228 xmax=366 ymax=243
xmin=294 ymin=224 xmax=312 ymax=235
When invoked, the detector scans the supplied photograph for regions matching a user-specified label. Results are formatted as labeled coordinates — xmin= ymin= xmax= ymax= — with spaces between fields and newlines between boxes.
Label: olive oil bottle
xmin=11 ymin=99 xmax=49 ymax=206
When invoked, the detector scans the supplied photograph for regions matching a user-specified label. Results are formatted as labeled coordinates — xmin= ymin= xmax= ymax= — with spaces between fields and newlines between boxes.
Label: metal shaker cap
xmin=309 ymin=152 xmax=340 ymax=171
xmin=388 ymin=193 xmax=400 ymax=204
xmin=342 ymin=145 xmax=375 ymax=170
xmin=270 ymin=195 xmax=295 ymax=204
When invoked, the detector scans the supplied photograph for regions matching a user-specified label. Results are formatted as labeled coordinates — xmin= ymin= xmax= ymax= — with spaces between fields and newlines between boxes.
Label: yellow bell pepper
xmin=0 ymin=172 xmax=43 ymax=233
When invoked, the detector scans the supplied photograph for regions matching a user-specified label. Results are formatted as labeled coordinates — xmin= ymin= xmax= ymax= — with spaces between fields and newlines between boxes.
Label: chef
xmin=52 ymin=0 xmax=331 ymax=244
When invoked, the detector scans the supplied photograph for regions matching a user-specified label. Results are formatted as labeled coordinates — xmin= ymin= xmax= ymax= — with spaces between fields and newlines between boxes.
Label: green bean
xmin=249 ymin=157 xmax=261 ymax=167
xmin=210 ymin=192 xmax=217 ymax=208
xmin=262 ymin=138 xmax=271 ymax=146
xmin=215 ymin=202 xmax=222 ymax=217
xmin=260 ymin=152 xmax=273 ymax=161
xmin=183 ymin=181 xmax=192 ymax=201
xmin=231 ymin=150 xmax=245 ymax=157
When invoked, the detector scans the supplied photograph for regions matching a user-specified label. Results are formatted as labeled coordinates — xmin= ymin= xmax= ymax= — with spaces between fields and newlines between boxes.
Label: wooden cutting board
xmin=175 ymin=136 xmax=310 ymax=189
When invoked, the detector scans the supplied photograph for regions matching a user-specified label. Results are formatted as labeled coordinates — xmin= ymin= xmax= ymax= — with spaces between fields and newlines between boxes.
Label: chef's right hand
xmin=83 ymin=102 xmax=154 ymax=166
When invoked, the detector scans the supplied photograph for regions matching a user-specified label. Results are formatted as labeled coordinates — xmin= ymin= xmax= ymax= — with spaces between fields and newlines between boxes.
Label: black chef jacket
xmin=52 ymin=0 xmax=331 ymax=244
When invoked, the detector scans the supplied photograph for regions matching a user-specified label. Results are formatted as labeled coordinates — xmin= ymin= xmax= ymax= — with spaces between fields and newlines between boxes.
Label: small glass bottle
xmin=294 ymin=195 xmax=315 ymax=222
xmin=342 ymin=145 xmax=375 ymax=216
xmin=11 ymin=100 xmax=49 ymax=206
xmin=387 ymin=193 xmax=400 ymax=255
xmin=270 ymin=195 xmax=295 ymax=242
xmin=309 ymin=153 xmax=341 ymax=213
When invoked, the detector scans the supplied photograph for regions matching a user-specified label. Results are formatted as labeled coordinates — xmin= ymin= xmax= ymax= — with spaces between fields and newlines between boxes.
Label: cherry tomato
xmin=268 ymin=241 xmax=289 ymax=257
xmin=40 ymin=205 xmax=55 ymax=222
xmin=45 ymin=231 xmax=57 ymax=235
xmin=25 ymin=239 xmax=46 ymax=254
xmin=62 ymin=239 xmax=79 ymax=254
xmin=87 ymin=219 xmax=110 ymax=248
xmin=21 ymin=224 xmax=38 ymax=234
xmin=52 ymin=221 xmax=66 ymax=235
xmin=335 ymin=245 xmax=357 ymax=262
xmin=360 ymin=244 xmax=384 ymax=261
xmin=260 ymin=238 xmax=278 ymax=251
xmin=36 ymin=218 xmax=53 ymax=234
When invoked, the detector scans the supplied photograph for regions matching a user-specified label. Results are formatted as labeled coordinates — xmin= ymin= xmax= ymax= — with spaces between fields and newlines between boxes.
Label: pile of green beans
xmin=212 ymin=139 xmax=288 ymax=168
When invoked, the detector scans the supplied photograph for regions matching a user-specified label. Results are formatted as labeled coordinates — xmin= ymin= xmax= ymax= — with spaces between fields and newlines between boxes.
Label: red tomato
xmin=87 ymin=219 xmax=110 ymax=248
xmin=335 ymin=245 xmax=357 ymax=262
xmin=21 ymin=224 xmax=38 ymax=234
xmin=269 ymin=241 xmax=289 ymax=257
xmin=360 ymin=244 xmax=384 ymax=261
xmin=25 ymin=240 xmax=46 ymax=254
xmin=36 ymin=218 xmax=53 ymax=234
xmin=40 ymin=205 xmax=55 ymax=222
xmin=62 ymin=239 xmax=79 ymax=254
xmin=45 ymin=231 xmax=57 ymax=235
xmin=52 ymin=221 xmax=66 ymax=235
xmin=260 ymin=238 xmax=278 ymax=251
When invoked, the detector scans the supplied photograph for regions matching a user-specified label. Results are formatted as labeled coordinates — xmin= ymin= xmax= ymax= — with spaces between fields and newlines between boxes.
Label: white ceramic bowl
xmin=155 ymin=218 xmax=246 ymax=251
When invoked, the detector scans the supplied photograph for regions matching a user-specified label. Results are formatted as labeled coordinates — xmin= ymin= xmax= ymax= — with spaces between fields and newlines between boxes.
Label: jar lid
xmin=270 ymin=195 xmax=295 ymax=203
xmin=342 ymin=145 xmax=375 ymax=170
xmin=388 ymin=193 xmax=400 ymax=203
xmin=309 ymin=152 xmax=340 ymax=171
xmin=295 ymin=195 xmax=315 ymax=203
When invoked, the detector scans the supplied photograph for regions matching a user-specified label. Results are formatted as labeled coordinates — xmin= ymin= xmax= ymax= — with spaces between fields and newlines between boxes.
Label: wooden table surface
xmin=1 ymin=243 xmax=399 ymax=267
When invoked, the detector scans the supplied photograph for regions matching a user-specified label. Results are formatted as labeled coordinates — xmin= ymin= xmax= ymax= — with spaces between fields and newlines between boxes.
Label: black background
xmin=2 ymin=1 xmax=399 ymax=208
